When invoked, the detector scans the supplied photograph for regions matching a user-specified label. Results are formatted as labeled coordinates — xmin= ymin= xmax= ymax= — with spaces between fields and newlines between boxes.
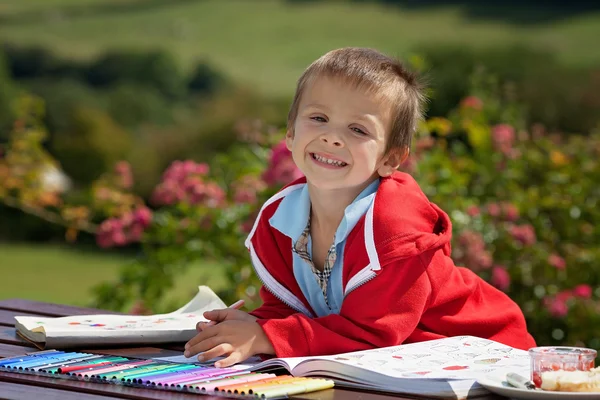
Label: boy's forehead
xmin=300 ymin=75 xmax=394 ymax=116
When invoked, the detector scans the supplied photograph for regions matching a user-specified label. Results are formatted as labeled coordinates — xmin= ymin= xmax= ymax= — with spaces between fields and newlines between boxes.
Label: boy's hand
xmin=184 ymin=319 xmax=275 ymax=368
xmin=195 ymin=308 xmax=256 ymax=332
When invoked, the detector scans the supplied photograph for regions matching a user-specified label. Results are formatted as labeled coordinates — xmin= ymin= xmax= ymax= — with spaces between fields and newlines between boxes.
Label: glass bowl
xmin=529 ymin=346 xmax=597 ymax=388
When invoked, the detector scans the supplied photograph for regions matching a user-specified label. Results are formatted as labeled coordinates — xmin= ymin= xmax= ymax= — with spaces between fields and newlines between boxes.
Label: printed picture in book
xmin=330 ymin=336 xmax=529 ymax=379
xmin=34 ymin=314 xmax=200 ymax=331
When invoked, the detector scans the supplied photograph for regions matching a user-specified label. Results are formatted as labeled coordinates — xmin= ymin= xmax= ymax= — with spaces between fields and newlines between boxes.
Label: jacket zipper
xmin=249 ymin=244 xmax=315 ymax=317
xmin=344 ymin=264 xmax=378 ymax=297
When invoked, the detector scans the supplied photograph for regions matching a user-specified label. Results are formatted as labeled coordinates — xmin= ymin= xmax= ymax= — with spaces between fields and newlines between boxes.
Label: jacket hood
xmin=373 ymin=172 xmax=453 ymax=265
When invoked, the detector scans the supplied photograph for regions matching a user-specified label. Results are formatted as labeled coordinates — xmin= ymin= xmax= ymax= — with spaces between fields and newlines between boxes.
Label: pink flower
xmin=491 ymin=266 xmax=510 ymax=291
xmin=262 ymin=140 xmax=303 ymax=186
xmin=203 ymin=182 xmax=226 ymax=208
xmin=547 ymin=298 xmax=569 ymax=318
xmin=120 ymin=212 xmax=134 ymax=227
xmin=96 ymin=232 xmax=112 ymax=248
xmin=114 ymin=161 xmax=133 ymax=189
xmin=194 ymin=163 xmax=209 ymax=175
xmin=510 ymin=224 xmax=537 ymax=246
xmin=466 ymin=205 xmax=480 ymax=217
xmin=96 ymin=218 xmax=120 ymax=248
xmin=232 ymin=175 xmax=267 ymax=205
xmin=491 ymin=124 xmax=516 ymax=156
xmin=111 ymin=230 xmax=127 ymax=246
xmin=134 ymin=207 xmax=152 ymax=228
xmin=475 ymin=252 xmax=493 ymax=270
xmin=555 ymin=290 xmax=573 ymax=303
xmin=233 ymin=187 xmax=257 ymax=204
xmin=458 ymin=230 xmax=485 ymax=252
xmin=456 ymin=230 xmax=493 ymax=272
xmin=573 ymin=284 xmax=592 ymax=299
xmin=548 ymin=253 xmax=566 ymax=270
xmin=460 ymin=96 xmax=483 ymax=110
xmin=486 ymin=203 xmax=501 ymax=217
xmin=501 ymin=203 xmax=519 ymax=222
xmin=128 ymin=224 xmax=144 ymax=242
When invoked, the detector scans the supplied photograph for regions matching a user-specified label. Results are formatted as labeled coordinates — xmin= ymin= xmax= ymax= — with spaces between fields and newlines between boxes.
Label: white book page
xmin=290 ymin=336 xmax=531 ymax=381
xmin=14 ymin=286 xmax=227 ymax=347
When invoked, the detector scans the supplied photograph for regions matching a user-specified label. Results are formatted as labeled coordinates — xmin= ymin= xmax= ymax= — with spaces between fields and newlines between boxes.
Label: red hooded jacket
xmin=247 ymin=172 xmax=536 ymax=358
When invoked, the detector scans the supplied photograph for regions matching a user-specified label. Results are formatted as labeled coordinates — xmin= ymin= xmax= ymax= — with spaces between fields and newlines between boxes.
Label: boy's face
xmin=286 ymin=76 xmax=400 ymax=193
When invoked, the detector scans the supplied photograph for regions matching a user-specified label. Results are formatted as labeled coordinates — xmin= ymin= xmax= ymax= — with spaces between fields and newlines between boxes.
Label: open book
xmin=14 ymin=286 xmax=226 ymax=349
xmin=243 ymin=336 xmax=531 ymax=400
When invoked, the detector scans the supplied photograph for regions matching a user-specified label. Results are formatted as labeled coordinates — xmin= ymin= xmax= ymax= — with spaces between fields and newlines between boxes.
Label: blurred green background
xmin=0 ymin=0 xmax=599 ymax=329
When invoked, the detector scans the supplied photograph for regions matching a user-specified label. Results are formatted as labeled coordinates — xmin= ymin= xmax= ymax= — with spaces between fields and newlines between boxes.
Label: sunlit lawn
xmin=0 ymin=243 xmax=226 ymax=310
xmin=1 ymin=0 xmax=599 ymax=96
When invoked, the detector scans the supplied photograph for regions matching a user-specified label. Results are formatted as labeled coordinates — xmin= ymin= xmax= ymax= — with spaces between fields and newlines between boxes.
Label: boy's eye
xmin=351 ymin=127 xmax=367 ymax=135
xmin=310 ymin=116 xmax=327 ymax=122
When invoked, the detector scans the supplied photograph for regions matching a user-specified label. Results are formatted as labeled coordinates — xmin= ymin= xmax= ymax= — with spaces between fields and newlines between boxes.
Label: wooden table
xmin=0 ymin=299 xmax=504 ymax=400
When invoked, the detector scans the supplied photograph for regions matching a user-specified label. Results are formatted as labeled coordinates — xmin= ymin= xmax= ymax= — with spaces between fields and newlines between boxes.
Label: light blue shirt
xmin=268 ymin=179 xmax=380 ymax=317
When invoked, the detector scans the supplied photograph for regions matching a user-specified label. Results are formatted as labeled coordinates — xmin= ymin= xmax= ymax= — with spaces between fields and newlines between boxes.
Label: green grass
xmin=1 ymin=0 xmax=600 ymax=96
xmin=0 ymin=243 xmax=226 ymax=309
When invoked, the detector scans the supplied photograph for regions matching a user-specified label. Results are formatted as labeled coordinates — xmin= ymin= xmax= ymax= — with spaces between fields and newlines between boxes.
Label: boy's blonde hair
xmin=287 ymin=47 xmax=426 ymax=155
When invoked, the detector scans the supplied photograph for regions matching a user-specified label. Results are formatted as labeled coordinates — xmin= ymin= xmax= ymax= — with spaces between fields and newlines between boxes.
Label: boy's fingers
xmin=198 ymin=344 xmax=232 ymax=364
xmin=203 ymin=309 xmax=230 ymax=322
xmin=215 ymin=351 xmax=242 ymax=368
xmin=185 ymin=327 xmax=218 ymax=351
xmin=186 ymin=335 xmax=227 ymax=359
xmin=196 ymin=321 xmax=209 ymax=331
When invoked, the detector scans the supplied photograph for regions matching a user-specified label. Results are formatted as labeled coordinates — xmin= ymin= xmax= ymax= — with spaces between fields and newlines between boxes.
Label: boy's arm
xmin=256 ymin=255 xmax=432 ymax=357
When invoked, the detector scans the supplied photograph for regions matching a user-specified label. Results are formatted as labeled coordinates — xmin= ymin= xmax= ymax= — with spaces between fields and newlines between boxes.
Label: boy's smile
xmin=286 ymin=75 xmax=399 ymax=196
xmin=310 ymin=152 xmax=348 ymax=168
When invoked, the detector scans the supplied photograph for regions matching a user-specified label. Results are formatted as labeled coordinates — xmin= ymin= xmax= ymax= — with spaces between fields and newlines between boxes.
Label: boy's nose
xmin=320 ymin=135 xmax=343 ymax=147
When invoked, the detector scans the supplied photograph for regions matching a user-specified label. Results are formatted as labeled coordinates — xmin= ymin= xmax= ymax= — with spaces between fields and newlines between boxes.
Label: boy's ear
xmin=285 ymin=129 xmax=294 ymax=151
xmin=377 ymin=147 xmax=409 ymax=177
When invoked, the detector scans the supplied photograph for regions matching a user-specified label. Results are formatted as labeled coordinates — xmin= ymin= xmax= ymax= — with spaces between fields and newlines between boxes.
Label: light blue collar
xmin=269 ymin=179 xmax=380 ymax=244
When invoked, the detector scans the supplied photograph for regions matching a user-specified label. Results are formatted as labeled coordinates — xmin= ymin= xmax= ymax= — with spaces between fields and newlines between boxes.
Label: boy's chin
xmin=307 ymin=176 xmax=377 ymax=192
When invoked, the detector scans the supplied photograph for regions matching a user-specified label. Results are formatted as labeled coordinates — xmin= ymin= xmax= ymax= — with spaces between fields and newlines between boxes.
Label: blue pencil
xmin=0 ymin=350 xmax=66 ymax=367
xmin=6 ymin=352 xmax=91 ymax=370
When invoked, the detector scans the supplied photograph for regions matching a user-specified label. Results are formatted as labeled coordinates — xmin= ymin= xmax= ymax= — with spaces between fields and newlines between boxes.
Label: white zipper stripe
xmin=344 ymin=264 xmax=377 ymax=296
xmin=249 ymin=243 xmax=315 ymax=317
xmin=342 ymin=192 xmax=380 ymax=296
xmin=244 ymin=184 xmax=305 ymax=248
xmin=364 ymin=195 xmax=381 ymax=271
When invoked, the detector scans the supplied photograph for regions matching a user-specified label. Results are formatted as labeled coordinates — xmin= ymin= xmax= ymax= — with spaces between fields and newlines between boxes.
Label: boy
xmin=184 ymin=48 xmax=536 ymax=368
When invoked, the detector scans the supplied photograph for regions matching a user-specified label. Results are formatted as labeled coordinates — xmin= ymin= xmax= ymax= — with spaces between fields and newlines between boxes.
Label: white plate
xmin=477 ymin=372 xmax=600 ymax=400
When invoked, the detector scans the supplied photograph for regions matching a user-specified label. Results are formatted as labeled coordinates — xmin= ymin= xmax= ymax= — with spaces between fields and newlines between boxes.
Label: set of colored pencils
xmin=0 ymin=350 xmax=334 ymax=398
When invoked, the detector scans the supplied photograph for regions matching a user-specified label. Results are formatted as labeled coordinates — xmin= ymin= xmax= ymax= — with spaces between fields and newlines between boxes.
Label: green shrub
xmin=187 ymin=60 xmax=228 ymax=96
xmin=23 ymin=78 xmax=105 ymax=135
xmin=0 ymin=51 xmax=17 ymax=140
xmin=86 ymin=50 xmax=186 ymax=99
xmin=103 ymin=83 xmax=173 ymax=128
xmin=418 ymin=44 xmax=600 ymax=133
xmin=2 ymin=43 xmax=86 ymax=82
xmin=51 ymin=107 xmax=132 ymax=185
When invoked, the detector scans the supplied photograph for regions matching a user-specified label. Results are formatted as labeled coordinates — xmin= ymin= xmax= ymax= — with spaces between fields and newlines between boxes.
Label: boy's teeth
xmin=314 ymin=154 xmax=346 ymax=166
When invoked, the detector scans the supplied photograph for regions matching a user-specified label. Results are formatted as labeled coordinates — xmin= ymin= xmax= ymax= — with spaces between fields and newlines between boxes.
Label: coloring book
xmin=14 ymin=286 xmax=226 ymax=349
xmin=243 ymin=335 xmax=531 ymax=399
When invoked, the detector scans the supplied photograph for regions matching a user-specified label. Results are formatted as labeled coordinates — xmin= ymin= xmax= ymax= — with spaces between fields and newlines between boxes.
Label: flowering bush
xmin=409 ymin=75 xmax=600 ymax=350
xmin=3 ymin=79 xmax=599 ymax=353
